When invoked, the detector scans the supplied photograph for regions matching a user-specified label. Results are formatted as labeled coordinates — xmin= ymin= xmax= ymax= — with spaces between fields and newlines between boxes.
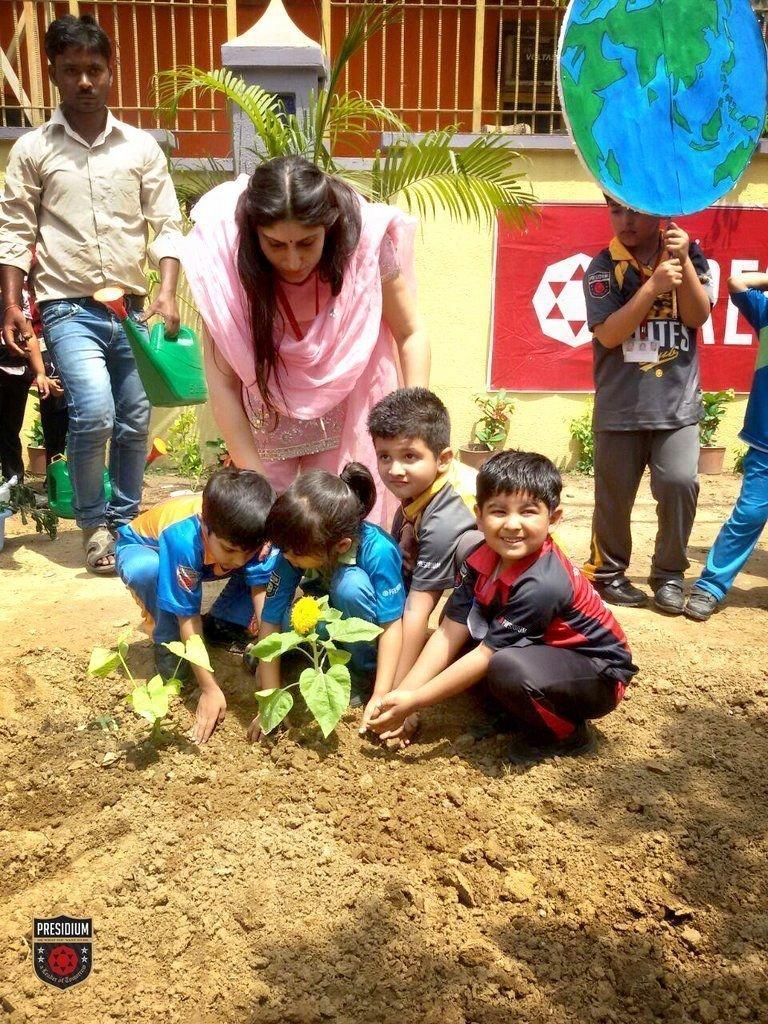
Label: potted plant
xmin=458 ymin=391 xmax=515 ymax=470
xmin=698 ymin=389 xmax=734 ymax=475
xmin=26 ymin=404 xmax=47 ymax=476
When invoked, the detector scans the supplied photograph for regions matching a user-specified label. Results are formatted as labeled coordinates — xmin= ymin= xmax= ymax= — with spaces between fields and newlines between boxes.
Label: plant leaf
xmin=129 ymin=685 xmax=158 ymax=724
xmin=325 ymin=646 xmax=352 ymax=667
xmin=146 ymin=673 xmax=165 ymax=696
xmin=180 ymin=634 xmax=213 ymax=671
xmin=162 ymin=640 xmax=186 ymax=660
xmin=248 ymin=630 xmax=306 ymax=662
xmin=324 ymin=617 xmax=384 ymax=644
xmin=299 ymin=666 xmax=351 ymax=738
xmin=88 ymin=647 xmax=120 ymax=677
xmin=254 ymin=687 xmax=294 ymax=734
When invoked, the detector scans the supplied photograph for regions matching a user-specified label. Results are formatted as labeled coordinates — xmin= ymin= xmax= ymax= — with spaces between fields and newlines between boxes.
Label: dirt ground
xmin=1 ymin=470 xmax=767 ymax=1024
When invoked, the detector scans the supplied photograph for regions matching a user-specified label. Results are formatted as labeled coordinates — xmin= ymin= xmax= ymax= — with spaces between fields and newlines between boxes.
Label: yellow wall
xmin=5 ymin=142 xmax=766 ymax=470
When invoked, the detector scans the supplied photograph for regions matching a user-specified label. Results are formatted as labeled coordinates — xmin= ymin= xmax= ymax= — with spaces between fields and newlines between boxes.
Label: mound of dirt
xmin=1 ymin=473 xmax=767 ymax=1023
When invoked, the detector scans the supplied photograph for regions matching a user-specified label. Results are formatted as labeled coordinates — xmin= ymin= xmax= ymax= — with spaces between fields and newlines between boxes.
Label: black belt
xmin=39 ymin=294 xmax=146 ymax=312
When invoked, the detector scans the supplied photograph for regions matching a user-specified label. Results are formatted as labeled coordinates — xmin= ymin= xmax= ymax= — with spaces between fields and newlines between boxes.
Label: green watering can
xmin=47 ymin=455 xmax=112 ymax=520
xmin=93 ymin=287 xmax=208 ymax=407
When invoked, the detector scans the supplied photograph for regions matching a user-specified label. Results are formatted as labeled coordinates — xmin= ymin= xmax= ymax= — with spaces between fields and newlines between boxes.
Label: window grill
xmin=2 ymin=1 xmax=767 ymax=154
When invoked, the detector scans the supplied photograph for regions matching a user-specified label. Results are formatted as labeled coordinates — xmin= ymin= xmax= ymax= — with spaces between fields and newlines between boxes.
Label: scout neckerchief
xmin=275 ymin=272 xmax=320 ymax=341
xmin=397 ymin=470 xmax=452 ymax=576
xmin=609 ymin=232 xmax=674 ymax=335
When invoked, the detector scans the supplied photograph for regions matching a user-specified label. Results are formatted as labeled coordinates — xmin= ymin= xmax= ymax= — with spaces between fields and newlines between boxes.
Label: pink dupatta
xmin=181 ymin=175 xmax=416 ymax=526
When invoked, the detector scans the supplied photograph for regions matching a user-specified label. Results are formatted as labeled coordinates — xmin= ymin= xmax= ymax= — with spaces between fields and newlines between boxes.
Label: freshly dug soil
xmin=1 ymin=473 xmax=767 ymax=1024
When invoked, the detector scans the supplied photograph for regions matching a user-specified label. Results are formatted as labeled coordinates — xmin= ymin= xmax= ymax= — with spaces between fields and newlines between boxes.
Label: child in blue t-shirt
xmin=685 ymin=272 xmax=768 ymax=620
xmin=115 ymin=467 xmax=277 ymax=743
xmin=245 ymin=463 xmax=406 ymax=741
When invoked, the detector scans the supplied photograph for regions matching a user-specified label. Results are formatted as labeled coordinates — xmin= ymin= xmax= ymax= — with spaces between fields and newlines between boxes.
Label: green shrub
xmin=570 ymin=398 xmax=595 ymax=475
xmin=167 ymin=409 xmax=204 ymax=482
xmin=699 ymin=390 xmax=734 ymax=447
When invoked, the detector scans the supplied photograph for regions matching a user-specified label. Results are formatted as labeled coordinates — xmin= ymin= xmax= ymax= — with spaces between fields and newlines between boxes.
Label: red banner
xmin=491 ymin=204 xmax=768 ymax=393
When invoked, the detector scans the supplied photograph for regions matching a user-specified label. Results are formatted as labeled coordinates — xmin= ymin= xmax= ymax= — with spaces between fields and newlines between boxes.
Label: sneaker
xmin=653 ymin=581 xmax=685 ymax=615
xmin=684 ymin=588 xmax=718 ymax=622
xmin=154 ymin=643 xmax=192 ymax=684
xmin=201 ymin=613 xmax=253 ymax=653
xmin=505 ymin=722 xmax=596 ymax=766
xmin=595 ymin=578 xmax=647 ymax=608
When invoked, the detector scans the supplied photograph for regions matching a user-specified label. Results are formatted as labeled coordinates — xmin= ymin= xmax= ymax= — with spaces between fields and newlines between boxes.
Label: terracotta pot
xmin=698 ymin=445 xmax=726 ymax=475
xmin=458 ymin=444 xmax=498 ymax=470
xmin=26 ymin=445 xmax=47 ymax=476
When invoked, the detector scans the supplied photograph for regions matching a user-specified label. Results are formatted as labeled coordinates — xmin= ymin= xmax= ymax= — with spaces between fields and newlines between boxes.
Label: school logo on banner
xmin=531 ymin=253 xmax=592 ymax=349
xmin=33 ymin=916 xmax=93 ymax=990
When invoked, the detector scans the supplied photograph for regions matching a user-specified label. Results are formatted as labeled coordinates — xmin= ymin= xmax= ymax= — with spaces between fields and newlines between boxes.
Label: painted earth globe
xmin=558 ymin=0 xmax=768 ymax=215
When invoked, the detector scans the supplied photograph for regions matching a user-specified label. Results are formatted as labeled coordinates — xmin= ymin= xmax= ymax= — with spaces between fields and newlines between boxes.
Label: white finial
xmin=224 ymin=0 xmax=325 ymax=65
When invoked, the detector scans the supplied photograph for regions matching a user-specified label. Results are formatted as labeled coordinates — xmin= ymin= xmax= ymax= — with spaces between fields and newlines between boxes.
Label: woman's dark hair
xmin=235 ymin=156 xmax=362 ymax=424
xmin=265 ymin=462 xmax=376 ymax=561
xmin=476 ymin=450 xmax=562 ymax=513
xmin=201 ymin=467 xmax=276 ymax=549
xmin=45 ymin=14 xmax=112 ymax=64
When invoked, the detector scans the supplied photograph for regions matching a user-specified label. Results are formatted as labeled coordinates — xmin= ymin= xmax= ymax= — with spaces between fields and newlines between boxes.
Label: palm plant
xmin=154 ymin=1 xmax=536 ymax=229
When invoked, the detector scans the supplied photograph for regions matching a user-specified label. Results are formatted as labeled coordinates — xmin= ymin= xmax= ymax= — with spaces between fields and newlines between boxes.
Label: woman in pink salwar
xmin=182 ymin=156 xmax=428 ymax=525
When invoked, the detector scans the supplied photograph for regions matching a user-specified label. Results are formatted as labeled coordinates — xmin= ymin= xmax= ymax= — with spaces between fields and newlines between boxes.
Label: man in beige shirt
xmin=0 ymin=13 xmax=184 ymax=573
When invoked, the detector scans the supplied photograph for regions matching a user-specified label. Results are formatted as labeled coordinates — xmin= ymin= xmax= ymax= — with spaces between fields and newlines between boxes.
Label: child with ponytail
xmin=246 ymin=463 xmax=406 ymax=740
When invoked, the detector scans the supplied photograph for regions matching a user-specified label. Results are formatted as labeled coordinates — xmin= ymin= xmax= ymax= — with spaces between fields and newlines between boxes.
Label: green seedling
xmin=247 ymin=595 xmax=382 ymax=738
xmin=88 ymin=632 xmax=213 ymax=742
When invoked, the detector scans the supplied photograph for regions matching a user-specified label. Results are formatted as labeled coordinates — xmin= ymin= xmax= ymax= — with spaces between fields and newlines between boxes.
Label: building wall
xmin=3 ymin=142 xmax=764 ymax=469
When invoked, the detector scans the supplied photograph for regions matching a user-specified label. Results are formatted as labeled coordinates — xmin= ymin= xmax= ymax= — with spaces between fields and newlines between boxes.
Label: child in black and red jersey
xmin=367 ymin=450 xmax=637 ymax=762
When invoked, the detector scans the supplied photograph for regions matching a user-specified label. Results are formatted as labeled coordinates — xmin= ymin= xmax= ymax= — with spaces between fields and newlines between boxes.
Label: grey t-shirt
xmin=392 ymin=482 xmax=477 ymax=592
xmin=584 ymin=241 xmax=713 ymax=432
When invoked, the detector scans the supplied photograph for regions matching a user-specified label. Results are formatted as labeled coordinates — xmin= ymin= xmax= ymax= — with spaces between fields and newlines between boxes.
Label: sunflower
xmin=290 ymin=596 xmax=322 ymax=636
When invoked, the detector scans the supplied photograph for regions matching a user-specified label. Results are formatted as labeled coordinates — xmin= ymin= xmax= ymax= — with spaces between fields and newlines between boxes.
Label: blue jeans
xmin=40 ymin=298 xmax=150 ymax=529
xmin=696 ymin=446 xmax=768 ymax=602
xmin=116 ymin=540 xmax=255 ymax=643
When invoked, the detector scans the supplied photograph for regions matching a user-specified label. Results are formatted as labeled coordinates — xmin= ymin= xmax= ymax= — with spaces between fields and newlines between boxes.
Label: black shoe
xmin=505 ymin=722 xmax=596 ymax=766
xmin=349 ymin=676 xmax=374 ymax=709
xmin=595 ymin=578 xmax=647 ymax=608
xmin=243 ymin=643 xmax=259 ymax=676
xmin=154 ymin=643 xmax=192 ymax=684
xmin=653 ymin=581 xmax=685 ymax=615
xmin=684 ymin=588 xmax=718 ymax=622
xmin=201 ymin=613 xmax=253 ymax=652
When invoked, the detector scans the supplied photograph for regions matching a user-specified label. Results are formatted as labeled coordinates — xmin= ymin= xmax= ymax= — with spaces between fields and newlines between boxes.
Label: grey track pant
xmin=584 ymin=424 xmax=700 ymax=587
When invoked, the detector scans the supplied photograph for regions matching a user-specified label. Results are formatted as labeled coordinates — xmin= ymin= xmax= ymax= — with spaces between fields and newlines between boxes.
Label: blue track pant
xmin=696 ymin=446 xmax=768 ymax=602
xmin=116 ymin=541 xmax=255 ymax=643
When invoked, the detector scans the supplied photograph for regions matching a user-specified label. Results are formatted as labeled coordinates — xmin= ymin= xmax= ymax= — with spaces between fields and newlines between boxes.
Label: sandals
xmin=83 ymin=525 xmax=116 ymax=575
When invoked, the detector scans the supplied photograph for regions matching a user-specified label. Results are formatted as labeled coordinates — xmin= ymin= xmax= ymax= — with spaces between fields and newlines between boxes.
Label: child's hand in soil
xmin=190 ymin=686 xmax=227 ymax=744
xmin=359 ymin=693 xmax=386 ymax=736
xmin=382 ymin=713 xmax=420 ymax=750
xmin=246 ymin=715 xmax=265 ymax=743
xmin=367 ymin=690 xmax=419 ymax=739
